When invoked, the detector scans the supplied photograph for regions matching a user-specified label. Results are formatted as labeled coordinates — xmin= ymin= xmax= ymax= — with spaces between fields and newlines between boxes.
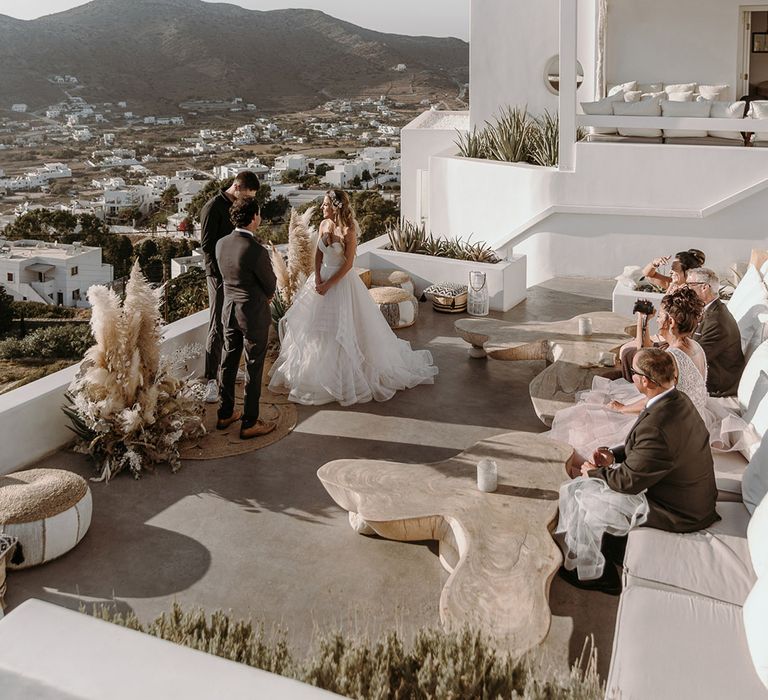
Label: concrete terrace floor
xmin=6 ymin=277 xmax=619 ymax=680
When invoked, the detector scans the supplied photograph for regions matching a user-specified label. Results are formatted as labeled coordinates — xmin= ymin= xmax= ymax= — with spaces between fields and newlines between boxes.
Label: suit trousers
xmin=204 ymin=274 xmax=224 ymax=380
xmin=218 ymin=300 xmax=270 ymax=426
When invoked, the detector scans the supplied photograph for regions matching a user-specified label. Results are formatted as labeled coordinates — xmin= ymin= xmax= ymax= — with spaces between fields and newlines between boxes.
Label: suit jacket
xmin=215 ymin=230 xmax=276 ymax=340
xmin=200 ymin=189 xmax=234 ymax=278
xmin=589 ymin=389 xmax=719 ymax=532
xmin=693 ymin=298 xmax=745 ymax=397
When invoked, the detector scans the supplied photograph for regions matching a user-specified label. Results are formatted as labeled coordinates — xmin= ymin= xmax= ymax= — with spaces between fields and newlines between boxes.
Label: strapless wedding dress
xmin=268 ymin=237 xmax=438 ymax=405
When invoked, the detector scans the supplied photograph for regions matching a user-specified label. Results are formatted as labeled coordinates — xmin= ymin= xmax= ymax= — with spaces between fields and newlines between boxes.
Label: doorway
xmin=740 ymin=6 xmax=768 ymax=98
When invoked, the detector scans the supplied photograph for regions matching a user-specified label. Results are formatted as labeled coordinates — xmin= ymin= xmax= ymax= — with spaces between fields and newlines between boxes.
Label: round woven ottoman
xmin=369 ymin=286 xmax=419 ymax=329
xmin=370 ymin=269 xmax=415 ymax=297
xmin=0 ymin=469 xmax=92 ymax=570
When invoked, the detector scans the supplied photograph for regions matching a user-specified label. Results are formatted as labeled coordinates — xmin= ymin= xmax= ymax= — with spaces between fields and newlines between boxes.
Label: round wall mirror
xmin=544 ymin=55 xmax=584 ymax=95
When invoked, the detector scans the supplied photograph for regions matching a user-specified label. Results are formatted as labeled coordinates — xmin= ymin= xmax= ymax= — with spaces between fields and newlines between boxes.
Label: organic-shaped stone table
xmin=455 ymin=312 xmax=631 ymax=425
xmin=317 ymin=431 xmax=573 ymax=656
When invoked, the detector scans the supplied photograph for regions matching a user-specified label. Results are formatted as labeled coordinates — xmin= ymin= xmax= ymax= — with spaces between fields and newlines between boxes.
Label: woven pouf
xmin=370 ymin=269 xmax=415 ymax=297
xmin=0 ymin=469 xmax=92 ymax=570
xmin=369 ymin=286 xmax=419 ymax=329
xmin=0 ymin=534 xmax=17 ymax=614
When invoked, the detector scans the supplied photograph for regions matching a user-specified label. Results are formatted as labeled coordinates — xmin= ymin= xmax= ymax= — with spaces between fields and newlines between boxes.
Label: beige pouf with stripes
xmin=0 ymin=469 xmax=92 ymax=569
xmin=370 ymin=269 xmax=415 ymax=297
xmin=369 ymin=286 xmax=419 ymax=329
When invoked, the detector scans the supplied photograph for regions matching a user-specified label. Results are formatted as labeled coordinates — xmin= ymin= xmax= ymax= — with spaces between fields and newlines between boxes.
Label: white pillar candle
xmin=477 ymin=458 xmax=498 ymax=493
xmin=578 ymin=317 xmax=593 ymax=336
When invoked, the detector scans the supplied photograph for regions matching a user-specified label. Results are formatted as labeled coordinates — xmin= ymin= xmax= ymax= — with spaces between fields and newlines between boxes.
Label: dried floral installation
xmin=269 ymin=206 xmax=317 ymax=329
xmin=64 ymin=261 xmax=206 ymax=481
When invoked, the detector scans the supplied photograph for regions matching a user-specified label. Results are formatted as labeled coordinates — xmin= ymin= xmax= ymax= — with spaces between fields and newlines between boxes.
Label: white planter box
xmin=359 ymin=244 xmax=526 ymax=312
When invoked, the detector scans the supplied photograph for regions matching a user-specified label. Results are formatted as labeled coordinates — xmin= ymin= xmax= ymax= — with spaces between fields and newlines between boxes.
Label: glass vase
xmin=467 ymin=271 xmax=489 ymax=316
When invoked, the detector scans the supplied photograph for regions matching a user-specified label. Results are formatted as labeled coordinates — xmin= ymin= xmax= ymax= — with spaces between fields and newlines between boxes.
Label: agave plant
xmin=270 ymin=289 xmax=288 ymax=332
xmin=421 ymin=233 xmax=446 ymax=258
xmin=485 ymin=106 xmax=534 ymax=163
xmin=455 ymin=126 xmax=489 ymax=159
xmin=386 ymin=219 xmax=427 ymax=253
xmin=528 ymin=110 xmax=560 ymax=167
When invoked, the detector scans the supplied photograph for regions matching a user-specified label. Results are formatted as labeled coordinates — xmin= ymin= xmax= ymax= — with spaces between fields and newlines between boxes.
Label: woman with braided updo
xmin=269 ymin=189 xmax=437 ymax=405
xmin=546 ymin=286 xmax=742 ymax=461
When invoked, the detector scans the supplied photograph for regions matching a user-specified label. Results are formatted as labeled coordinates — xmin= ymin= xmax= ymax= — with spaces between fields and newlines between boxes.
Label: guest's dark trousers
xmin=218 ymin=299 xmax=270 ymax=427
xmin=204 ymin=274 xmax=224 ymax=381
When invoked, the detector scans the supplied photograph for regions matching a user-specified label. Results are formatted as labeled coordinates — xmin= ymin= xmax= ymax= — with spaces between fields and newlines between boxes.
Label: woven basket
xmin=432 ymin=291 xmax=468 ymax=314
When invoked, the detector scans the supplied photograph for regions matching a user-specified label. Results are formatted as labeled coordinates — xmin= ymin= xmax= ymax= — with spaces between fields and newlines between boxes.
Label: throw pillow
xmin=744 ymin=578 xmax=768 ymax=690
xmin=641 ymin=91 xmax=666 ymax=104
xmin=612 ymin=100 xmax=662 ymax=138
xmin=638 ymin=82 xmax=663 ymax=94
xmin=664 ymin=82 xmax=697 ymax=94
xmin=666 ymin=91 xmax=694 ymax=102
xmin=608 ymin=80 xmax=637 ymax=96
xmin=698 ymin=84 xmax=729 ymax=101
xmin=708 ymin=100 xmax=746 ymax=140
xmin=661 ymin=99 xmax=711 ymax=138
xmin=623 ymin=91 xmax=642 ymax=103
xmin=750 ymin=100 xmax=768 ymax=143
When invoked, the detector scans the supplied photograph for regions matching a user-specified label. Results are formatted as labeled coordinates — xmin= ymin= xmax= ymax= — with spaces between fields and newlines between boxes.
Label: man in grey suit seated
xmin=559 ymin=348 xmax=719 ymax=593
xmin=687 ymin=266 xmax=745 ymax=397
xmin=215 ymin=197 xmax=277 ymax=440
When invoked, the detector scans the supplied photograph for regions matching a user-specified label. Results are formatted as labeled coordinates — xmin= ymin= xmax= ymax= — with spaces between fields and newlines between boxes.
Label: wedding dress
xmin=268 ymin=236 xmax=438 ymax=405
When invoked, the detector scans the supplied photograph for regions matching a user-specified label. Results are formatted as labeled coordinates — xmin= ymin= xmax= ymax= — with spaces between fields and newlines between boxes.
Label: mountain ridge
xmin=0 ymin=0 xmax=468 ymax=113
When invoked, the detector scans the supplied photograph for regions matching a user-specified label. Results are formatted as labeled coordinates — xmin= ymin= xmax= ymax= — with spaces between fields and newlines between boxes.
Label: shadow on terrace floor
xmin=5 ymin=277 xmax=619 ymax=677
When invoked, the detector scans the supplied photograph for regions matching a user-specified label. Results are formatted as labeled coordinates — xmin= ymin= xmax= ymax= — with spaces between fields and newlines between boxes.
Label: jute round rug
xmin=180 ymin=356 xmax=297 ymax=460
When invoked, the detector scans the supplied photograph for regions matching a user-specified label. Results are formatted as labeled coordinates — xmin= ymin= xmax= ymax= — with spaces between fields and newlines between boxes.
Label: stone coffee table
xmin=317 ymin=431 xmax=573 ymax=656
xmin=455 ymin=311 xmax=632 ymax=425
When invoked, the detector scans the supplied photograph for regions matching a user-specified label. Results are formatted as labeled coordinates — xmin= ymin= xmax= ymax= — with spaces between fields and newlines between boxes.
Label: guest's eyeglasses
xmin=629 ymin=367 xmax=659 ymax=385
xmin=687 ymin=281 xmax=708 ymax=287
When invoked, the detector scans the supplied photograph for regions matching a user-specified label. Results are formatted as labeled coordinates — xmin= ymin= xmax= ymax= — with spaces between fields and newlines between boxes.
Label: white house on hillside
xmin=0 ymin=239 xmax=113 ymax=307
xmin=402 ymin=0 xmax=768 ymax=286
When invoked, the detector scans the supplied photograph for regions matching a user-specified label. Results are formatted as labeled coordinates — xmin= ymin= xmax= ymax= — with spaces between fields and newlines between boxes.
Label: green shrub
xmin=89 ymin=603 xmax=603 ymax=699
xmin=0 ymin=324 xmax=93 ymax=360
xmin=164 ymin=267 xmax=208 ymax=323
xmin=11 ymin=301 xmax=81 ymax=320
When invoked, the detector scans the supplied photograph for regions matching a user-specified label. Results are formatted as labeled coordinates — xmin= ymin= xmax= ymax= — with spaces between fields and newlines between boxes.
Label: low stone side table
xmin=317 ymin=431 xmax=573 ymax=656
xmin=455 ymin=311 xmax=632 ymax=424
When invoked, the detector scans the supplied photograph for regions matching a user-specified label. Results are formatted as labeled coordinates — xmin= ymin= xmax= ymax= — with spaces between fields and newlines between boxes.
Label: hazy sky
xmin=0 ymin=0 xmax=470 ymax=39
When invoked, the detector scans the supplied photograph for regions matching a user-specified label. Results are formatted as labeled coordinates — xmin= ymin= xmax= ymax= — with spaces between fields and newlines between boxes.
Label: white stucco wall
xmin=605 ymin=0 xmax=745 ymax=100
xmin=469 ymin=0 xmax=598 ymax=127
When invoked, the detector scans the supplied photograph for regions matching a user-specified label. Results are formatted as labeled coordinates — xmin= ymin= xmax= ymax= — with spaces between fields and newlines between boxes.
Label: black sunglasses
xmin=630 ymin=367 xmax=658 ymax=384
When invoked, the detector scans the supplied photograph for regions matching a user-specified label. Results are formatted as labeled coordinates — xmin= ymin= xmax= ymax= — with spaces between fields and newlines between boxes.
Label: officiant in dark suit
xmin=687 ymin=267 xmax=745 ymax=397
xmin=215 ymin=197 xmax=277 ymax=440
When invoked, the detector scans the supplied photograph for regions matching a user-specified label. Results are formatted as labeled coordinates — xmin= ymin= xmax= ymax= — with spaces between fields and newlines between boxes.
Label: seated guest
xmin=687 ymin=267 xmax=745 ymax=397
xmin=640 ymin=248 xmax=706 ymax=293
xmin=556 ymin=348 xmax=719 ymax=593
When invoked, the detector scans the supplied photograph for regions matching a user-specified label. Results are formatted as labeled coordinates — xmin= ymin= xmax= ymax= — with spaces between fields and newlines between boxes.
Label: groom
xmin=215 ymin=197 xmax=277 ymax=440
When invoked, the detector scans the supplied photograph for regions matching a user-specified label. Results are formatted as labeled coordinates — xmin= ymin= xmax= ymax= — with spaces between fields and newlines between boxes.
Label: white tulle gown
xmin=268 ymin=237 xmax=438 ymax=405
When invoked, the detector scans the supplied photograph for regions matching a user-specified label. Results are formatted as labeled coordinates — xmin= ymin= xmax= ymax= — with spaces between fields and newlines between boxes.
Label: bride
xmin=268 ymin=189 xmax=438 ymax=405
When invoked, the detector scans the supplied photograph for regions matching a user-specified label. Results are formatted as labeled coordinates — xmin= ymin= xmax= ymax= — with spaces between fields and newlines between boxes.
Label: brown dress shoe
xmin=240 ymin=420 xmax=277 ymax=440
xmin=216 ymin=410 xmax=242 ymax=430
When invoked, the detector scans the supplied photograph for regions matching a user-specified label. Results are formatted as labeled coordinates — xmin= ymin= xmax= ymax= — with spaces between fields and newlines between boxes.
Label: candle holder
xmin=467 ymin=271 xmax=490 ymax=317
xmin=578 ymin=317 xmax=593 ymax=336
xmin=477 ymin=458 xmax=498 ymax=492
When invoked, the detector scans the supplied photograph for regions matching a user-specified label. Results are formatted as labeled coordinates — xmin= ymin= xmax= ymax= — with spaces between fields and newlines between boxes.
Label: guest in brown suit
xmin=687 ymin=267 xmax=745 ymax=397
xmin=558 ymin=348 xmax=719 ymax=593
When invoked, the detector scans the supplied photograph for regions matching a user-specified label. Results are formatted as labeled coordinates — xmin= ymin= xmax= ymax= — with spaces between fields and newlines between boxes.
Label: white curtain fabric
xmin=596 ymin=0 xmax=608 ymax=99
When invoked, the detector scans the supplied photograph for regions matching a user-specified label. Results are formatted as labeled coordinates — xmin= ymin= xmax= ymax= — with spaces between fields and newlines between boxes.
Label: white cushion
xmin=738 ymin=340 xmax=768 ymax=413
xmin=699 ymin=84 xmax=729 ymax=101
xmin=623 ymin=90 xmax=642 ymax=103
xmin=664 ymin=82 xmax=697 ymax=94
xmin=666 ymin=91 xmax=694 ymax=102
xmin=641 ymin=91 xmax=666 ymax=104
xmin=638 ymin=82 xmax=663 ymax=93
xmin=715 ymin=448 xmax=749 ymax=495
xmin=580 ymin=94 xmax=624 ymax=135
xmin=749 ymin=100 xmax=768 ymax=143
xmin=748 ymin=491 xmax=768 ymax=575
xmin=744 ymin=578 xmax=768 ymax=691
xmin=744 ymin=433 xmax=768 ymax=515
xmin=608 ymin=80 xmax=637 ymax=96
xmin=728 ymin=265 xmax=768 ymax=356
xmin=708 ymin=100 xmax=746 ymax=140
xmin=613 ymin=100 xmax=662 ymax=138
xmin=661 ymin=99 xmax=711 ymax=138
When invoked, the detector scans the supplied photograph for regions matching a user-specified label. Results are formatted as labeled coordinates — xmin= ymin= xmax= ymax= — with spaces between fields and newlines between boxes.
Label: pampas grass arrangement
xmin=64 ymin=261 xmax=205 ymax=481
xmin=269 ymin=206 xmax=317 ymax=329
xmin=90 ymin=603 xmax=604 ymax=699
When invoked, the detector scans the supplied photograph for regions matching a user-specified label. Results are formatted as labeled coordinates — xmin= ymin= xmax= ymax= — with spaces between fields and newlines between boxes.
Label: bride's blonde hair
xmin=326 ymin=189 xmax=356 ymax=235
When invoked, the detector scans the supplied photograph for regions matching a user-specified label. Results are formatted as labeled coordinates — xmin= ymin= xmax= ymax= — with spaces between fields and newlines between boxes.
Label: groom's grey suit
xmin=215 ymin=227 xmax=276 ymax=427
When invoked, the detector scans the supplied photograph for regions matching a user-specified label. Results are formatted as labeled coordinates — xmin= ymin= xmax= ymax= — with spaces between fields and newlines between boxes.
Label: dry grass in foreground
xmin=90 ymin=603 xmax=604 ymax=699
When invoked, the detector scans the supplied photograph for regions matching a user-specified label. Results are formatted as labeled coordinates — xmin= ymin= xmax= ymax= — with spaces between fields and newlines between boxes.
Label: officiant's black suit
xmin=215 ymin=228 xmax=276 ymax=427
xmin=588 ymin=388 xmax=719 ymax=532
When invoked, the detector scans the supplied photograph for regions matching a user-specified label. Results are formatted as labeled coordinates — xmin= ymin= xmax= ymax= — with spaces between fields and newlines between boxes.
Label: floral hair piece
xmin=328 ymin=191 xmax=343 ymax=209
